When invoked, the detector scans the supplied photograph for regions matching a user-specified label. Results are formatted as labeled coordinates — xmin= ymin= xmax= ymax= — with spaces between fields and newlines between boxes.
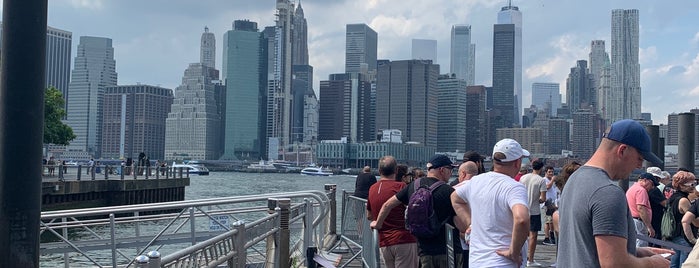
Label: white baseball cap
xmin=646 ymin=167 xmax=663 ymax=179
xmin=492 ymin=138 xmax=530 ymax=162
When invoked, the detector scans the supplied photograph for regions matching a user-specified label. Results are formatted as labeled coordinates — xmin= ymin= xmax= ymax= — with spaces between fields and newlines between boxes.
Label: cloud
xmin=639 ymin=46 xmax=657 ymax=65
xmin=70 ymin=0 xmax=104 ymax=10
xmin=692 ymin=32 xmax=699 ymax=45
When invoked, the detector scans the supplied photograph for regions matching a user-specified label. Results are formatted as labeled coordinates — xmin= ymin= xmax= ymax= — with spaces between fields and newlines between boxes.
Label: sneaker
xmin=543 ymin=238 xmax=555 ymax=246
xmin=527 ymin=261 xmax=543 ymax=267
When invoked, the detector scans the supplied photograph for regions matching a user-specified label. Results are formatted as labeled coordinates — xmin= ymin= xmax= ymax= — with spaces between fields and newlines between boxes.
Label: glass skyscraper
xmin=611 ymin=9 xmax=641 ymax=122
xmin=497 ymin=3 xmax=523 ymax=126
xmin=345 ymin=23 xmax=378 ymax=74
xmin=450 ymin=25 xmax=475 ymax=85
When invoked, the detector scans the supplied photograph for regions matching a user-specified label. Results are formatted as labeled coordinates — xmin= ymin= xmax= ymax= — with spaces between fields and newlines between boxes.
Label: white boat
xmin=171 ymin=162 xmax=210 ymax=175
xmin=301 ymin=167 xmax=333 ymax=176
xmin=247 ymin=160 xmax=277 ymax=170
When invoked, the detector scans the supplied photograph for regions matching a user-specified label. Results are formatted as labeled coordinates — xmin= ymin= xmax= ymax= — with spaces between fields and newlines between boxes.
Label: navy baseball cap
xmin=426 ymin=154 xmax=457 ymax=170
xmin=639 ymin=172 xmax=660 ymax=186
xmin=603 ymin=119 xmax=663 ymax=165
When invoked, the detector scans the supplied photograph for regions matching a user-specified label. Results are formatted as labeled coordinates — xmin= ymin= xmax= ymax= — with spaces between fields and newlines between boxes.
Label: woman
xmin=552 ymin=162 xmax=582 ymax=238
xmin=667 ymin=170 xmax=696 ymax=268
xmin=395 ymin=164 xmax=412 ymax=183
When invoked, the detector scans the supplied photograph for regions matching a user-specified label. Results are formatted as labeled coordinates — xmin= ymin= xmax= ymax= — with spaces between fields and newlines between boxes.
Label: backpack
xmin=405 ymin=178 xmax=447 ymax=238
xmin=661 ymin=197 xmax=679 ymax=240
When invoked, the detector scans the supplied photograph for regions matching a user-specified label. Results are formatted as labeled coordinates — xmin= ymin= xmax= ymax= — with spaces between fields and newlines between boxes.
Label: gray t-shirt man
xmin=557 ymin=166 xmax=636 ymax=267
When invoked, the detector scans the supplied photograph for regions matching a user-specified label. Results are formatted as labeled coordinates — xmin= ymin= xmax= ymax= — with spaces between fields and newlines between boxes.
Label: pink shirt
xmin=625 ymin=183 xmax=651 ymax=219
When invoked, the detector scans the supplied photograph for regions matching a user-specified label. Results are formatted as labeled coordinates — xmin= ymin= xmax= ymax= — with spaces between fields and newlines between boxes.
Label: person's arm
xmin=636 ymin=204 xmax=655 ymax=238
xmin=369 ymin=195 xmax=401 ymax=230
xmin=496 ymin=204 xmax=529 ymax=265
xmin=679 ymin=197 xmax=691 ymax=214
xmin=596 ymin=235 xmax=670 ymax=267
xmin=450 ymin=191 xmax=471 ymax=232
xmin=539 ymin=191 xmax=547 ymax=204
xmin=546 ymin=177 xmax=555 ymax=190
xmin=682 ymin=211 xmax=698 ymax=244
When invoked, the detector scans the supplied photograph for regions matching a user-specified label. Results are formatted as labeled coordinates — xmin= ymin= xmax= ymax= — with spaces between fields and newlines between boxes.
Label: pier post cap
xmin=135 ymin=255 xmax=149 ymax=263
xmin=268 ymin=198 xmax=291 ymax=210
xmin=324 ymin=184 xmax=337 ymax=191
xmin=146 ymin=251 xmax=160 ymax=259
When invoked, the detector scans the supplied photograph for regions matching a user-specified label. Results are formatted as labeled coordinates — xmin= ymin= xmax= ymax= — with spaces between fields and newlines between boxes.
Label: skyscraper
xmin=437 ymin=74 xmax=467 ymax=152
xmin=465 ymin=85 xmax=488 ymax=154
xmin=611 ymin=9 xmax=641 ymax=121
xmin=345 ymin=23 xmax=378 ymax=74
xmin=497 ymin=2 xmax=523 ymax=126
xmin=318 ymin=73 xmax=373 ymax=143
xmin=102 ymin=85 xmax=173 ymax=161
xmin=531 ymin=82 xmax=561 ymax=117
xmin=291 ymin=1 xmax=308 ymax=66
xmin=200 ymin=27 xmax=215 ymax=68
xmin=165 ymin=28 xmax=225 ymax=161
xmin=66 ymin=36 xmax=117 ymax=158
xmin=589 ymin=40 xmax=613 ymax=123
xmin=221 ymin=20 xmax=267 ymax=160
xmin=492 ymin=23 xmax=516 ymax=129
xmin=411 ymin=39 xmax=437 ymax=62
xmin=566 ymin=60 xmax=594 ymax=113
xmin=45 ymin=26 xmax=73 ymax=108
xmin=376 ymin=60 xmax=439 ymax=147
xmin=572 ymin=110 xmax=597 ymax=160
xmin=450 ymin=25 xmax=475 ymax=85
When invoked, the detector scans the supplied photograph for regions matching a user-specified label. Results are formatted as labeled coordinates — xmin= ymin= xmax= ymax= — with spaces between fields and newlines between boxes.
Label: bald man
xmin=450 ymin=161 xmax=479 ymax=186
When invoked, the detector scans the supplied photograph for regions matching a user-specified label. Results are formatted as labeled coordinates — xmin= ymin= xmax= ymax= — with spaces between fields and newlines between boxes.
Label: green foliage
xmin=44 ymin=86 xmax=75 ymax=145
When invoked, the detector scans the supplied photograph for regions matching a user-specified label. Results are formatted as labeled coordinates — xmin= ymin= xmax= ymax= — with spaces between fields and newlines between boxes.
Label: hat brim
xmin=641 ymin=151 xmax=663 ymax=166
xmin=522 ymin=149 xmax=530 ymax=157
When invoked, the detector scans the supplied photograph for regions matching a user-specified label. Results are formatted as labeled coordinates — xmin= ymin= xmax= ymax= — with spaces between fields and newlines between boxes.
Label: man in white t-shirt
xmin=542 ymin=166 xmax=558 ymax=246
xmin=451 ymin=138 xmax=530 ymax=267
xmin=519 ymin=159 xmax=547 ymax=267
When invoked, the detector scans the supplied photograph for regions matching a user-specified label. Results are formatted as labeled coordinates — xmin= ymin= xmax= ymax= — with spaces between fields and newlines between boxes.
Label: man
xmin=366 ymin=156 xmax=418 ymax=268
xmin=646 ymin=167 xmax=667 ymax=243
xmin=451 ymin=138 xmax=530 ymax=267
xmin=354 ymin=166 xmax=376 ymax=199
xmin=557 ymin=119 xmax=672 ymax=267
xmin=452 ymin=161 xmax=479 ymax=268
xmin=542 ymin=166 xmax=558 ymax=245
xmin=371 ymin=154 xmax=462 ymax=268
xmin=463 ymin=151 xmax=486 ymax=174
xmin=626 ymin=172 xmax=657 ymax=247
xmin=519 ymin=159 xmax=547 ymax=267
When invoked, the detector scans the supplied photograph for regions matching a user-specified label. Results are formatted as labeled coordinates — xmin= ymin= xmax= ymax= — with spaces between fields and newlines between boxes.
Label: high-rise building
xmin=45 ymin=27 xmax=73 ymax=109
xmin=548 ymin=118 xmax=570 ymax=154
xmin=667 ymin=113 xmax=679 ymax=145
xmin=566 ymin=60 xmax=595 ymax=113
xmin=345 ymin=23 xmax=378 ymax=74
xmin=496 ymin=128 xmax=543 ymax=154
xmin=200 ymin=27 xmax=215 ymax=68
xmin=318 ymin=73 xmax=373 ymax=143
xmin=437 ymin=74 xmax=467 ymax=152
xmin=66 ymin=36 xmax=117 ymax=158
xmin=291 ymin=65 xmax=313 ymax=142
xmin=531 ymin=82 xmax=561 ymax=117
xmin=102 ymin=85 xmax=173 ymax=161
xmin=292 ymin=2 xmax=309 ymax=66
xmin=450 ymin=25 xmax=475 ymax=85
xmin=572 ymin=110 xmax=597 ymax=160
xmin=492 ymin=23 xmax=516 ymax=129
xmin=611 ymin=9 xmax=641 ymax=121
xmin=590 ymin=40 xmax=614 ymax=124
xmin=411 ymin=39 xmax=437 ymax=62
xmin=221 ymin=20 xmax=267 ymax=160
xmin=497 ymin=2 xmax=523 ymax=126
xmin=376 ymin=60 xmax=439 ymax=148
xmin=465 ymin=85 xmax=488 ymax=154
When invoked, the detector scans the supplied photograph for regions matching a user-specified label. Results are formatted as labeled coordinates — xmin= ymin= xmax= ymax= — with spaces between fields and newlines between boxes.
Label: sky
xmin=3 ymin=0 xmax=699 ymax=124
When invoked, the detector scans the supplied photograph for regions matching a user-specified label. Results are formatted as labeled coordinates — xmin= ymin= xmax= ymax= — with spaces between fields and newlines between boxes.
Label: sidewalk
xmin=530 ymin=232 xmax=558 ymax=267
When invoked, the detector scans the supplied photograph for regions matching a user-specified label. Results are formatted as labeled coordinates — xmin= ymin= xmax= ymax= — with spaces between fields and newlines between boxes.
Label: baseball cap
xmin=426 ymin=154 xmax=457 ymax=170
xmin=646 ymin=167 xmax=663 ymax=179
xmin=492 ymin=138 xmax=530 ymax=162
xmin=639 ymin=172 xmax=660 ymax=186
xmin=603 ymin=119 xmax=663 ymax=165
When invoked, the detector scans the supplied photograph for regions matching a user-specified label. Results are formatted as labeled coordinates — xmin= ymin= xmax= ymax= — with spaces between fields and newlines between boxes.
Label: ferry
xmin=171 ymin=162 xmax=210 ymax=175
xmin=300 ymin=167 xmax=333 ymax=176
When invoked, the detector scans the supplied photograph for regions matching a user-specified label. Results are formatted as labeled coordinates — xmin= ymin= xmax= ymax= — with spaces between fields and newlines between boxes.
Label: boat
xmin=171 ymin=162 xmax=210 ymax=175
xmin=301 ymin=167 xmax=333 ymax=176
xmin=247 ymin=160 xmax=277 ymax=171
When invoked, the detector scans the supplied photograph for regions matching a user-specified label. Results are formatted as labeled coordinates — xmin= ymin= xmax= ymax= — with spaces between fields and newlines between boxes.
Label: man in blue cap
xmin=557 ymin=119 xmax=672 ymax=267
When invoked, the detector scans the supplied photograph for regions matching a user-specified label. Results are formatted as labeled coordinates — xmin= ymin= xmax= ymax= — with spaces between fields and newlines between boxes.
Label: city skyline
xmin=11 ymin=0 xmax=699 ymax=125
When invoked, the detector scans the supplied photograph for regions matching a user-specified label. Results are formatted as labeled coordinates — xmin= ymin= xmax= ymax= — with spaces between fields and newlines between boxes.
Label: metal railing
xmin=41 ymin=164 xmax=189 ymax=181
xmin=327 ymin=190 xmax=380 ymax=268
xmin=40 ymin=188 xmax=334 ymax=267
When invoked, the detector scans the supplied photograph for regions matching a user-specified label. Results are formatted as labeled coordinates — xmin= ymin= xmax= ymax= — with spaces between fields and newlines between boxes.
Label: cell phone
xmin=660 ymin=253 xmax=672 ymax=259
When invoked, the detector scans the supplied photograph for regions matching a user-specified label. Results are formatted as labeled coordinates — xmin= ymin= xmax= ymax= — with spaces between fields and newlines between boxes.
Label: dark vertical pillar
xmin=678 ymin=113 xmax=696 ymax=173
xmin=0 ymin=0 xmax=48 ymax=267
xmin=646 ymin=125 xmax=660 ymax=168
xmin=658 ymin=138 xmax=666 ymax=170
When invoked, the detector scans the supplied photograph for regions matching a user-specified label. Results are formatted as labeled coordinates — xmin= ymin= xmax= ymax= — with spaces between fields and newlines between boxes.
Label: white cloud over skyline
xmin=3 ymin=0 xmax=698 ymax=124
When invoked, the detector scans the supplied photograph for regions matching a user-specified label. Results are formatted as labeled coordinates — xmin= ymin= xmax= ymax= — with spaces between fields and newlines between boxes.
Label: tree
xmin=44 ymin=86 xmax=75 ymax=145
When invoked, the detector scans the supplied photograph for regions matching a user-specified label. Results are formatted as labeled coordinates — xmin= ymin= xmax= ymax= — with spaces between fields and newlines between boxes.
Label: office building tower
xmin=611 ymin=9 xmax=641 ymax=120
xmin=465 ymin=85 xmax=488 ymax=154
xmin=318 ymin=73 xmax=373 ymax=143
xmin=497 ymin=2 xmax=523 ymax=126
xmin=200 ymin=27 xmax=215 ymax=68
xmin=566 ymin=60 xmax=595 ymax=113
xmin=492 ymin=23 xmax=516 ymax=128
xmin=496 ymin=128 xmax=543 ymax=154
xmin=412 ymin=39 xmax=437 ymax=62
xmin=345 ymin=23 xmax=378 ymax=74
xmin=590 ymin=40 xmax=614 ymax=124
xmin=531 ymin=82 xmax=561 ymax=117
xmin=376 ymin=60 xmax=439 ymax=148
xmin=66 ymin=36 xmax=117 ymax=158
xmin=303 ymin=90 xmax=319 ymax=145
xmin=667 ymin=113 xmax=678 ymax=145
xmin=292 ymin=2 xmax=308 ymax=65
xmin=450 ymin=25 xmax=475 ymax=85
xmin=220 ymin=20 xmax=267 ymax=160
xmin=437 ymin=74 xmax=467 ymax=152
xmin=291 ymin=65 xmax=313 ymax=142
xmin=548 ymin=118 xmax=570 ymax=154
xmin=589 ymin=40 xmax=609 ymax=90
xmin=102 ymin=85 xmax=172 ymax=161
xmin=572 ymin=110 xmax=597 ymax=160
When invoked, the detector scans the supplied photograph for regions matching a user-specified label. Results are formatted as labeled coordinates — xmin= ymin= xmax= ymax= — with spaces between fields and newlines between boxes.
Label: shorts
xmin=530 ymin=214 xmax=542 ymax=232
xmin=544 ymin=199 xmax=557 ymax=216
xmin=545 ymin=214 xmax=553 ymax=224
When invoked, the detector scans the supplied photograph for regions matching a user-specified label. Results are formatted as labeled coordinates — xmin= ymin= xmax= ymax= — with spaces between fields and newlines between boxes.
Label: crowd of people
xmin=357 ymin=119 xmax=698 ymax=268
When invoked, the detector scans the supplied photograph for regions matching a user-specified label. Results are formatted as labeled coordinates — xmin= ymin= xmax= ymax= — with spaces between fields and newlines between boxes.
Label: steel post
xmin=278 ymin=198 xmax=291 ymax=268
xmin=679 ymin=113 xmax=696 ymax=173
xmin=146 ymin=250 xmax=160 ymax=268
xmin=0 ymin=0 xmax=48 ymax=266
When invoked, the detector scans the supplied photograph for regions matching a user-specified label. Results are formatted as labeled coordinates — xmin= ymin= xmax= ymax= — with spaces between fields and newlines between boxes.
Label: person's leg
xmin=392 ymin=243 xmax=419 ymax=268
xmin=420 ymin=255 xmax=434 ymax=268
xmin=379 ymin=246 xmax=394 ymax=268
xmin=528 ymin=214 xmax=542 ymax=263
